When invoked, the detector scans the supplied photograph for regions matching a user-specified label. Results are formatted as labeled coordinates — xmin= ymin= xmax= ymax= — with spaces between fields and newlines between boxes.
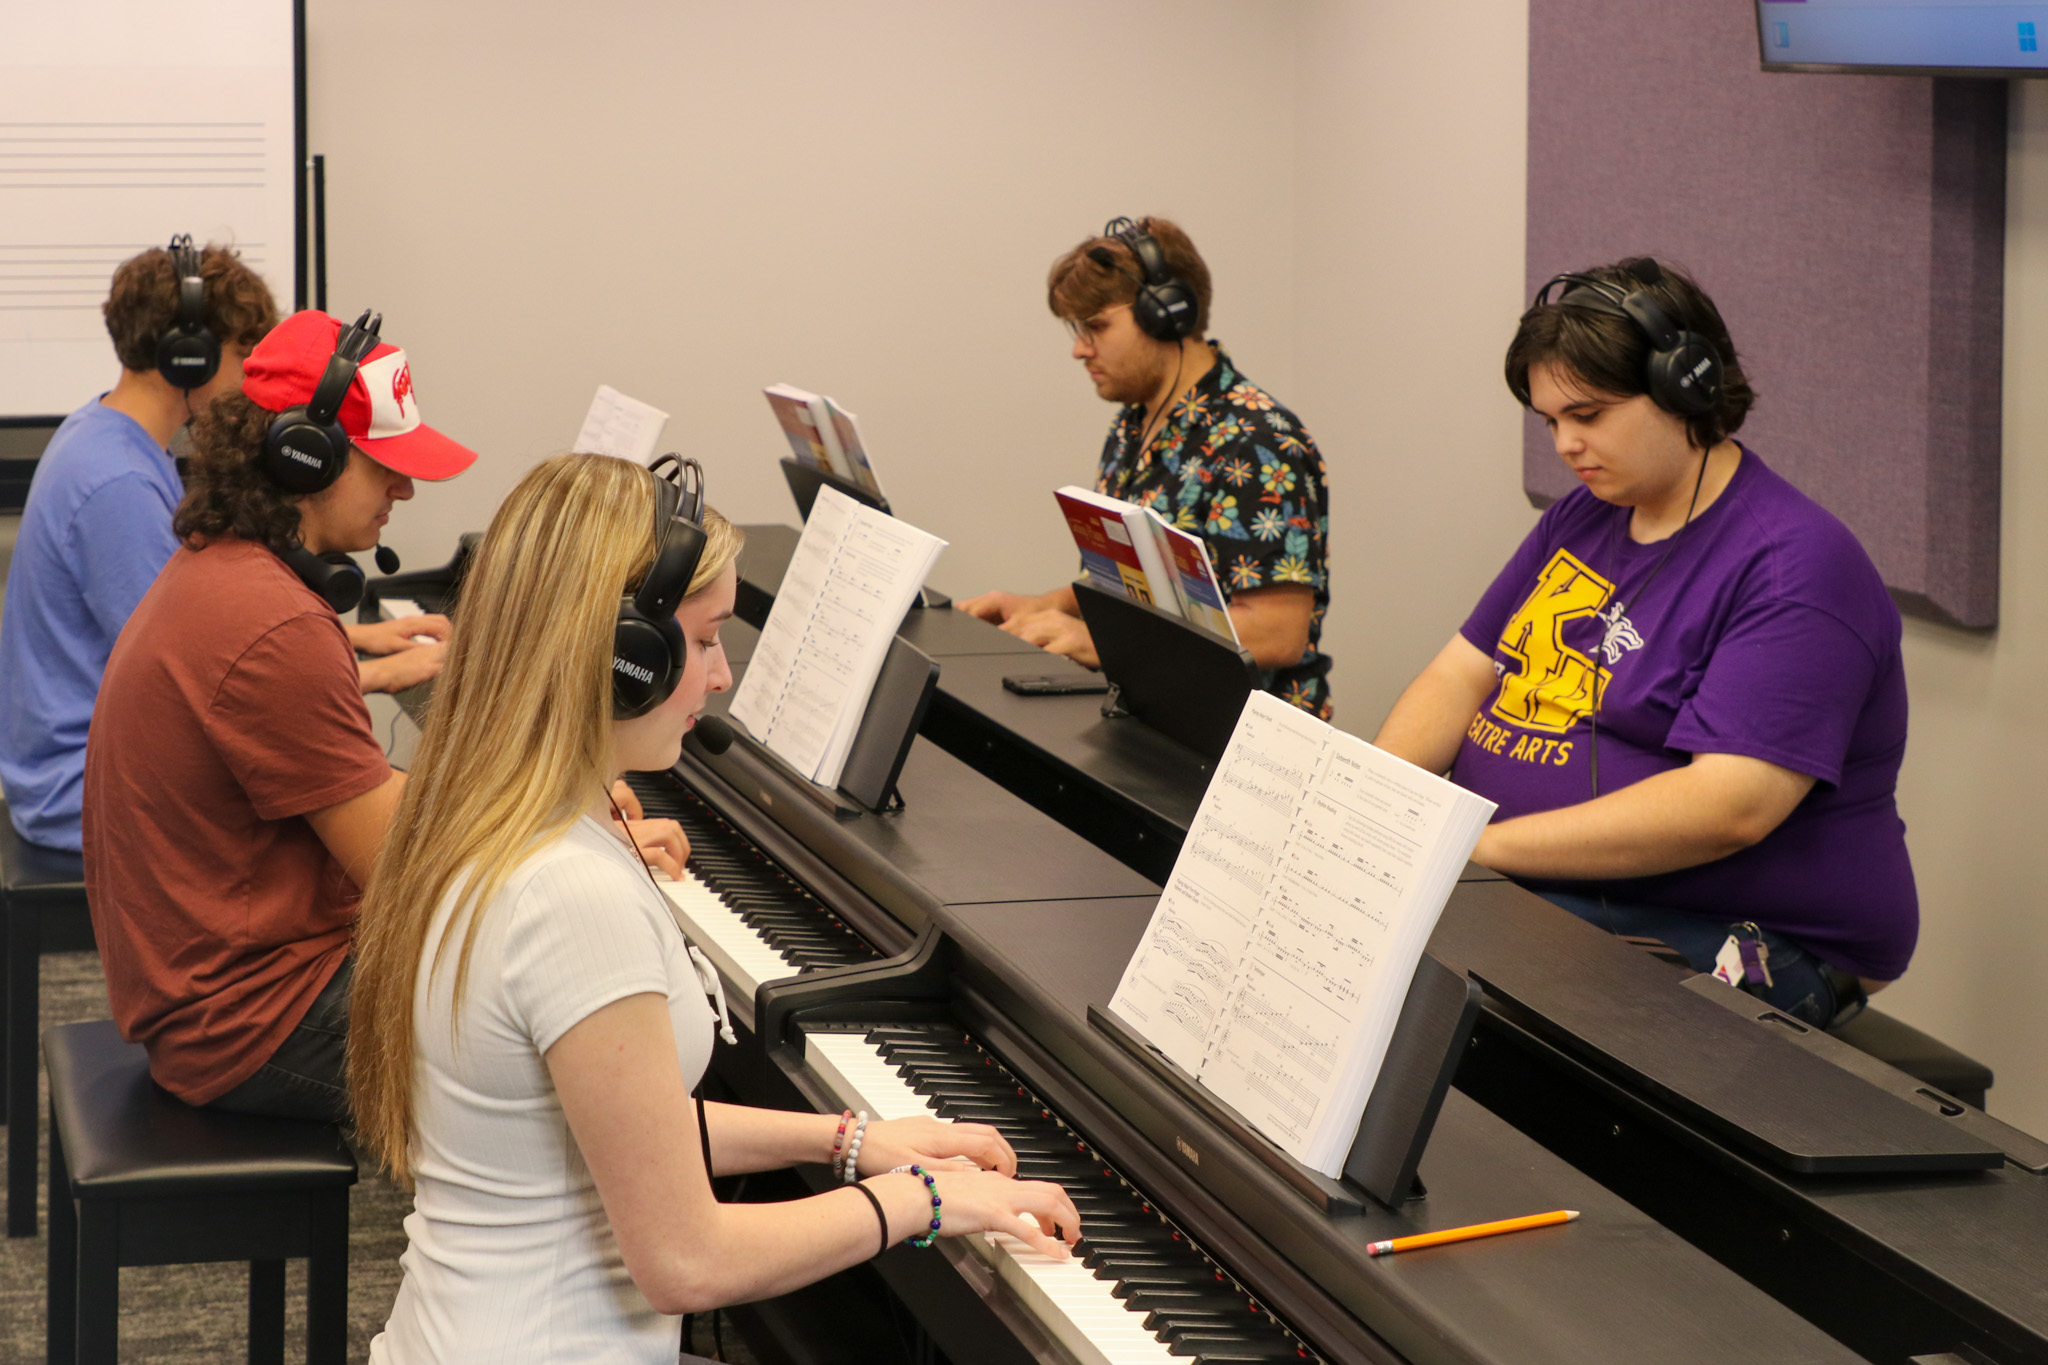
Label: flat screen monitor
xmin=1759 ymin=1 xmax=2048 ymax=76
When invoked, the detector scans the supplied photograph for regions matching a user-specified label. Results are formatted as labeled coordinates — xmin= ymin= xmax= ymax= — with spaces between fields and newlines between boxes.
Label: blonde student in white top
xmin=349 ymin=454 xmax=1081 ymax=1365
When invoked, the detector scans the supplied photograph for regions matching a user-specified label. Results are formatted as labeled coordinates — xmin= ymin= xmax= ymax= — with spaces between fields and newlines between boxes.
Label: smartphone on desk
xmin=1002 ymin=673 xmax=1111 ymax=697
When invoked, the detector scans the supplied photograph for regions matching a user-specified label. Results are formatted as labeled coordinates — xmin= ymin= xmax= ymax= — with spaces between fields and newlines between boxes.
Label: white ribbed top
xmin=372 ymin=816 xmax=716 ymax=1365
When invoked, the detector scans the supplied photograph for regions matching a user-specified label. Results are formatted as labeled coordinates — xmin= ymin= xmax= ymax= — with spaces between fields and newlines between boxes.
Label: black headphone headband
xmin=613 ymin=455 xmax=711 ymax=719
xmin=1530 ymin=261 xmax=1723 ymax=418
xmin=156 ymin=233 xmax=221 ymax=391
xmin=259 ymin=310 xmax=381 ymax=495
xmin=1099 ymin=216 xmax=1199 ymax=342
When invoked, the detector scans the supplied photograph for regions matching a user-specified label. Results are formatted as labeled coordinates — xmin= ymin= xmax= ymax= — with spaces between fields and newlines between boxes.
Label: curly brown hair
xmin=104 ymin=243 xmax=279 ymax=373
xmin=173 ymin=392 xmax=304 ymax=554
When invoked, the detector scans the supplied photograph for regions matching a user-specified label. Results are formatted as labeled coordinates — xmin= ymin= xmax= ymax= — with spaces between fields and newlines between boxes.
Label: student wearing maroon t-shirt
xmin=1374 ymin=259 xmax=1914 ymax=1028
xmin=82 ymin=309 xmax=479 ymax=1120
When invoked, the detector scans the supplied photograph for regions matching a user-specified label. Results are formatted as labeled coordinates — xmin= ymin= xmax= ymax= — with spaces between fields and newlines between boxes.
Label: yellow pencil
xmin=1366 ymin=1209 xmax=1578 ymax=1257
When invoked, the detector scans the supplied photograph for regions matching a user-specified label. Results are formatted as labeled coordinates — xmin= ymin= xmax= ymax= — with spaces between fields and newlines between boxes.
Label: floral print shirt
xmin=1094 ymin=344 xmax=1332 ymax=717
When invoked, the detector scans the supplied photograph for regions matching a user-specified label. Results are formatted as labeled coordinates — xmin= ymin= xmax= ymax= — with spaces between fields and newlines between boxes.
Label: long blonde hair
xmin=349 ymin=453 xmax=743 ymax=1182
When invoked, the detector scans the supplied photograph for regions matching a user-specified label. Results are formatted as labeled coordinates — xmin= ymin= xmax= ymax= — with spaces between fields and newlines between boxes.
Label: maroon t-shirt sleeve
xmin=205 ymin=612 xmax=392 ymax=820
xmin=1664 ymin=599 xmax=1876 ymax=788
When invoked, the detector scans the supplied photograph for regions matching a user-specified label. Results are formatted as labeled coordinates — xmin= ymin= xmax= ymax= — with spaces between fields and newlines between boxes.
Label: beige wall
xmin=314 ymin=2 xmax=2048 ymax=1136
xmin=305 ymin=0 xmax=1300 ymax=597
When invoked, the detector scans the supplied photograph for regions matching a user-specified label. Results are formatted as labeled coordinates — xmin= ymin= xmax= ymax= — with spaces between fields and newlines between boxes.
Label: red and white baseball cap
xmin=240 ymin=309 xmax=477 ymax=481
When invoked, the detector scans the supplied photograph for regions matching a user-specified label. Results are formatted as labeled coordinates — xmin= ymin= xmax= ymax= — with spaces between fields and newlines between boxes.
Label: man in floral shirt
xmin=962 ymin=217 xmax=1332 ymax=716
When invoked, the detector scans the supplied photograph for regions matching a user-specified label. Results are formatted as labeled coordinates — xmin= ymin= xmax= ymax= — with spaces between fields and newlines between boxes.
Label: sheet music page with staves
xmin=725 ymin=488 xmax=944 ymax=787
xmin=1109 ymin=691 xmax=1494 ymax=1177
xmin=1108 ymin=694 xmax=1328 ymax=1073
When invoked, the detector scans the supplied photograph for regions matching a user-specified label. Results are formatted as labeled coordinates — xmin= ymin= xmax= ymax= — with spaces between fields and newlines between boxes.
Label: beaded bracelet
xmin=828 ymin=1110 xmax=853 ymax=1180
xmin=902 ymin=1164 xmax=941 ymax=1248
xmin=841 ymin=1112 xmax=869 ymax=1185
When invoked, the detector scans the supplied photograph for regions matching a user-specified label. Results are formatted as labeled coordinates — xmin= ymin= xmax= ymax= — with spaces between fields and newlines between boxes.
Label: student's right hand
xmin=960 ymin=590 xmax=1043 ymax=625
xmin=908 ymin=1168 xmax=1082 ymax=1259
xmin=358 ymin=639 xmax=448 ymax=694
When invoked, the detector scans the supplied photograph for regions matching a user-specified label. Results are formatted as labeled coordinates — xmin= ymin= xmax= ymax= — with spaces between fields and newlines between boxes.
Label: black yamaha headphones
xmin=613 ymin=454 xmax=711 ymax=719
xmin=1090 ymin=217 xmax=1199 ymax=342
xmin=155 ymin=234 xmax=221 ymax=390
xmin=1531 ymin=260 xmax=1723 ymax=417
xmin=261 ymin=309 xmax=381 ymax=495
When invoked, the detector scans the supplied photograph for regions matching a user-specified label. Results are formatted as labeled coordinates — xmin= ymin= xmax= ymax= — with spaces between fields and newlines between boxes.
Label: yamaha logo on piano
xmin=1176 ymin=1136 xmax=1200 ymax=1166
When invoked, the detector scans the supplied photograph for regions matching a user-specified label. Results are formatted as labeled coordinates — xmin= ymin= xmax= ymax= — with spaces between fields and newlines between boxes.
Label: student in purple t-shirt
xmin=1374 ymin=258 xmax=1914 ymax=1028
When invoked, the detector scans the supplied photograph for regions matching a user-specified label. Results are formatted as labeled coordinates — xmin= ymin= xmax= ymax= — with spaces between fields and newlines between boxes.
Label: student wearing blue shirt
xmin=0 ymin=240 xmax=279 ymax=850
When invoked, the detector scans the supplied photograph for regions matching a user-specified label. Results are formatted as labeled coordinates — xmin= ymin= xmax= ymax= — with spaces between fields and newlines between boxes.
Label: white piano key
xmin=657 ymin=872 xmax=800 ymax=995
xmin=802 ymin=1030 xmax=1178 ymax=1365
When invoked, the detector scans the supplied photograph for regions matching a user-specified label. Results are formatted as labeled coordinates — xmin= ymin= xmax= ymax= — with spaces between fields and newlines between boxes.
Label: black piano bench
xmin=1 ymin=799 xmax=92 ymax=1237
xmin=43 ymin=1020 xmax=356 ymax=1365
xmin=1833 ymin=1007 xmax=1994 ymax=1110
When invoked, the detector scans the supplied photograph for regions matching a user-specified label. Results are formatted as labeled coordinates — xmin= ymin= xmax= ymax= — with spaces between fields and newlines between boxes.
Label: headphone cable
xmin=1588 ymin=444 xmax=1712 ymax=799
xmin=1135 ymin=343 xmax=1186 ymax=471
xmin=1586 ymin=445 xmax=1713 ymax=935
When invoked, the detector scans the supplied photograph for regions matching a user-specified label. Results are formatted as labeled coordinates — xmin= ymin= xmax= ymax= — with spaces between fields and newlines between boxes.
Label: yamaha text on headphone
xmin=613 ymin=454 xmax=711 ymax=719
xmin=261 ymin=310 xmax=381 ymax=495
xmin=1088 ymin=217 xmax=1199 ymax=342
xmin=155 ymin=234 xmax=221 ymax=390
xmin=1530 ymin=259 xmax=1723 ymax=417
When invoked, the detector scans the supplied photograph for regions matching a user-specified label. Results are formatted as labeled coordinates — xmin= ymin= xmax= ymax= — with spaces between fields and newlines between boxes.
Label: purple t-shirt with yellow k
xmin=1452 ymin=446 xmax=1916 ymax=980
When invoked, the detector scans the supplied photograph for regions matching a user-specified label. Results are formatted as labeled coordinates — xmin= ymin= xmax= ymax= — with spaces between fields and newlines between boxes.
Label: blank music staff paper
xmin=1 ymin=0 xmax=297 ymax=417
xmin=1110 ymin=692 xmax=1495 ymax=1176
xmin=727 ymin=486 xmax=945 ymax=788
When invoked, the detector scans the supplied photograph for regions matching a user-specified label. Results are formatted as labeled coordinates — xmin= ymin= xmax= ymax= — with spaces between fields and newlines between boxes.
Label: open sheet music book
xmin=1055 ymin=486 xmax=1239 ymax=646
xmin=726 ymin=486 xmax=945 ymax=788
xmin=1108 ymin=692 xmax=1496 ymax=1177
xmin=763 ymin=383 xmax=888 ymax=502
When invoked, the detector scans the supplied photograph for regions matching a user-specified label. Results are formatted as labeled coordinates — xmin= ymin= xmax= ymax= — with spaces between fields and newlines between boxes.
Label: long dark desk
xmin=729 ymin=524 xmax=2048 ymax=1361
xmin=660 ymin=672 xmax=1865 ymax=1365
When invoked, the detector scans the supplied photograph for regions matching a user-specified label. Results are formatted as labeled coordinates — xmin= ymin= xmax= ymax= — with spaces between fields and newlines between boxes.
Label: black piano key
xmin=1088 ymin=1244 xmax=1208 ymax=1267
xmin=1106 ymin=1266 xmax=1215 ymax=1292
xmin=1127 ymin=1290 xmax=1258 ymax=1317
xmin=1149 ymin=1310 xmax=1252 ymax=1336
xmin=1166 ymin=1335 xmax=1303 ymax=1361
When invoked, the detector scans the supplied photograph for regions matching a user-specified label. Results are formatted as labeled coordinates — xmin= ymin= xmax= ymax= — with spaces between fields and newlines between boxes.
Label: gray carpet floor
xmin=0 ymin=953 xmax=762 ymax=1364
xmin=0 ymin=951 xmax=412 ymax=1363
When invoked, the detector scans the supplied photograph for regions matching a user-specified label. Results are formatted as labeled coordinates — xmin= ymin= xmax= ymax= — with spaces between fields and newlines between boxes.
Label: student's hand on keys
xmin=854 ymin=1116 xmax=1017 ymax=1178
xmin=1002 ymin=610 xmax=1101 ymax=670
xmin=358 ymin=640 xmax=448 ymax=694
xmin=354 ymin=614 xmax=452 ymax=654
xmin=960 ymin=590 xmax=1041 ymax=624
xmin=609 ymin=779 xmax=645 ymax=821
xmin=915 ymin=1167 xmax=1082 ymax=1260
xmin=617 ymin=817 xmax=688 ymax=879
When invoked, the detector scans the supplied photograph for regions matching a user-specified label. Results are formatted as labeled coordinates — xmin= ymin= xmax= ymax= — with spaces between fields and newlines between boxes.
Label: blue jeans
xmin=1534 ymin=890 xmax=1857 ymax=1028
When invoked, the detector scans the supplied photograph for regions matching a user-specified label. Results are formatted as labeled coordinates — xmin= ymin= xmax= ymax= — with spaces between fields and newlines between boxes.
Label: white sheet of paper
xmin=574 ymin=384 xmax=670 ymax=463
xmin=726 ymin=488 xmax=944 ymax=788
xmin=1110 ymin=692 xmax=1495 ymax=1176
xmin=1108 ymin=693 xmax=1328 ymax=1072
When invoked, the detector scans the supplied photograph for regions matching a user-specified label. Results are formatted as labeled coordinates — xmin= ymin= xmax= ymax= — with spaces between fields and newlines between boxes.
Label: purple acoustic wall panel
xmin=1527 ymin=0 xmax=2006 ymax=628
